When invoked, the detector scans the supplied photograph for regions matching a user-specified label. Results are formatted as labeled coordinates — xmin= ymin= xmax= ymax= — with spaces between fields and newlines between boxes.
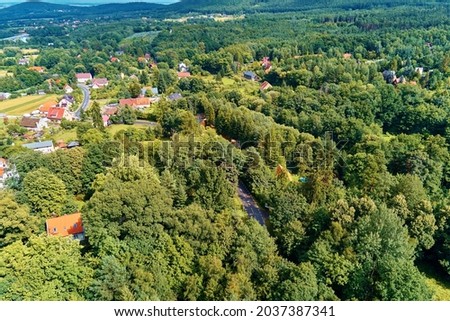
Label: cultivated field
xmin=0 ymin=70 xmax=13 ymax=77
xmin=0 ymin=94 xmax=57 ymax=116
xmin=21 ymin=48 xmax=40 ymax=55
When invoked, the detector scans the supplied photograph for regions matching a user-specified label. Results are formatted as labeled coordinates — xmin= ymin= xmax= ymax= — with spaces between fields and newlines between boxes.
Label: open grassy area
xmin=51 ymin=128 xmax=77 ymax=142
xmin=0 ymin=94 xmax=57 ymax=116
xmin=106 ymin=124 xmax=148 ymax=136
xmin=21 ymin=48 xmax=40 ymax=55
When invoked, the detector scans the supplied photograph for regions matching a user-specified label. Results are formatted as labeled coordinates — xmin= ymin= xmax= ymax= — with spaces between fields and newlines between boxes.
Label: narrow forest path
xmin=237 ymin=180 xmax=268 ymax=226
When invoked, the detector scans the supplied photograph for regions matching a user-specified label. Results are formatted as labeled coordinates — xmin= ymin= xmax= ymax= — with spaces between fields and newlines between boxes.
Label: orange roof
xmin=47 ymin=107 xmax=65 ymax=120
xmin=119 ymin=97 xmax=150 ymax=108
xmin=0 ymin=168 xmax=4 ymax=176
xmin=39 ymin=100 xmax=58 ymax=113
xmin=343 ymin=53 xmax=352 ymax=59
xmin=46 ymin=213 xmax=83 ymax=237
xmin=29 ymin=66 xmax=45 ymax=73
xmin=177 ymin=72 xmax=191 ymax=78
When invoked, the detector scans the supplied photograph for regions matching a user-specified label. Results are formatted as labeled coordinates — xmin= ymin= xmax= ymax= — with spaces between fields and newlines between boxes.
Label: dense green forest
xmin=1 ymin=1 xmax=450 ymax=301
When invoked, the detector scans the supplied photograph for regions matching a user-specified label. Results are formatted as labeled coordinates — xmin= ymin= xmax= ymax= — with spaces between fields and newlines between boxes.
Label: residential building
xmin=18 ymin=58 xmax=30 ymax=66
xmin=64 ymin=85 xmax=74 ymax=94
xmin=46 ymin=213 xmax=85 ymax=241
xmin=28 ymin=66 xmax=45 ymax=73
xmin=39 ymin=100 xmax=58 ymax=114
xmin=260 ymin=81 xmax=272 ymax=91
xmin=177 ymin=72 xmax=191 ymax=79
xmin=20 ymin=117 xmax=49 ymax=131
xmin=119 ymin=97 xmax=151 ymax=109
xmin=92 ymin=78 xmax=109 ymax=89
xmin=168 ymin=93 xmax=183 ymax=101
xmin=102 ymin=115 xmax=110 ymax=127
xmin=67 ymin=141 xmax=80 ymax=149
xmin=0 ymin=92 xmax=11 ymax=100
xmin=23 ymin=140 xmax=55 ymax=153
xmin=75 ymin=73 xmax=93 ymax=83
xmin=58 ymin=95 xmax=74 ymax=108
xmin=243 ymin=71 xmax=257 ymax=81
xmin=0 ymin=158 xmax=8 ymax=189
xmin=178 ymin=62 xmax=188 ymax=72
xmin=47 ymin=107 xmax=74 ymax=122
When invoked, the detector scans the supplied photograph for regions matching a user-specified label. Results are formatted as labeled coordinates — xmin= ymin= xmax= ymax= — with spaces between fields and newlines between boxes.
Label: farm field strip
xmin=0 ymin=95 xmax=57 ymax=115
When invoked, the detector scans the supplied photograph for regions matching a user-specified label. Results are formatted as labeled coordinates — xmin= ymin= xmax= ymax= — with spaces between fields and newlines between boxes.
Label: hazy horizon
xmin=0 ymin=0 xmax=180 ymax=6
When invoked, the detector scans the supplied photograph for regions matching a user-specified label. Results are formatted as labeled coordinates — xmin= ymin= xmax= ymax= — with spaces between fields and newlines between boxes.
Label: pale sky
xmin=0 ymin=0 xmax=180 ymax=4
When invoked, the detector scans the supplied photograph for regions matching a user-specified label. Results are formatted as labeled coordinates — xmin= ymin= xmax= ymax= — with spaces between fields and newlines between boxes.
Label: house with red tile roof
xmin=119 ymin=97 xmax=151 ymax=109
xmin=92 ymin=78 xmax=109 ymax=89
xmin=76 ymin=73 xmax=92 ymax=83
xmin=39 ymin=100 xmax=58 ymax=114
xmin=47 ymin=107 xmax=73 ymax=122
xmin=28 ymin=66 xmax=45 ymax=73
xmin=260 ymin=81 xmax=272 ymax=91
xmin=46 ymin=213 xmax=84 ymax=240
xmin=177 ymin=72 xmax=191 ymax=79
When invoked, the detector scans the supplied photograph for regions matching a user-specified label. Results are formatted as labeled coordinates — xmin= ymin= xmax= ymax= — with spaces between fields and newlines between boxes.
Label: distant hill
xmin=0 ymin=0 xmax=448 ymax=22
xmin=0 ymin=2 xmax=166 ymax=22
xmin=175 ymin=0 xmax=450 ymax=13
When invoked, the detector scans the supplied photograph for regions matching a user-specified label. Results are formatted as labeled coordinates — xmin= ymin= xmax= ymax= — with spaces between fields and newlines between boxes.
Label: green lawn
xmin=106 ymin=124 xmax=147 ymax=136
xmin=51 ymin=129 xmax=77 ymax=142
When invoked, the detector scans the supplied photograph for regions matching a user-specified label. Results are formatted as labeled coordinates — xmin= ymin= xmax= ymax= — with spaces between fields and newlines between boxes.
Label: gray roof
xmin=23 ymin=140 xmax=54 ymax=150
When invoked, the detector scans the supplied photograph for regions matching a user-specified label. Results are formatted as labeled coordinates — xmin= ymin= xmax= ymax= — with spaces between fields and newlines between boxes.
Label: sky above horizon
xmin=0 ymin=0 xmax=180 ymax=4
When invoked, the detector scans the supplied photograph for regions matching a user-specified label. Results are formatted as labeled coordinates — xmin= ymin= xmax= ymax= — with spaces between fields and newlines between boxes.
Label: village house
xmin=415 ymin=67 xmax=424 ymax=76
xmin=260 ymin=81 xmax=272 ymax=91
xmin=46 ymin=212 xmax=85 ymax=241
xmin=76 ymin=73 xmax=93 ymax=83
xmin=47 ymin=107 xmax=74 ymax=122
xmin=39 ymin=100 xmax=58 ymax=114
xmin=20 ymin=117 xmax=49 ymax=131
xmin=168 ymin=93 xmax=183 ymax=101
xmin=23 ymin=140 xmax=55 ymax=153
xmin=58 ymin=95 xmax=74 ymax=108
xmin=102 ymin=105 xmax=119 ymax=116
xmin=18 ymin=58 xmax=30 ymax=66
xmin=243 ymin=71 xmax=258 ymax=81
xmin=67 ymin=141 xmax=80 ymax=149
xmin=178 ymin=62 xmax=189 ymax=72
xmin=0 ymin=158 xmax=18 ymax=189
xmin=102 ymin=115 xmax=110 ymax=127
xmin=28 ymin=66 xmax=45 ymax=73
xmin=0 ymin=158 xmax=9 ymax=189
xmin=177 ymin=71 xmax=191 ymax=79
xmin=119 ymin=97 xmax=151 ymax=109
xmin=0 ymin=92 xmax=11 ymax=100
xmin=261 ymin=57 xmax=272 ymax=73
xmin=92 ymin=78 xmax=109 ymax=89
xmin=64 ymin=85 xmax=74 ymax=94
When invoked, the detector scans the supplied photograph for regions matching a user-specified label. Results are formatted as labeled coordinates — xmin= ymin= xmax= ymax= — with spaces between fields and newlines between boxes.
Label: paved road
xmin=75 ymin=84 xmax=90 ymax=118
xmin=237 ymin=180 xmax=268 ymax=226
